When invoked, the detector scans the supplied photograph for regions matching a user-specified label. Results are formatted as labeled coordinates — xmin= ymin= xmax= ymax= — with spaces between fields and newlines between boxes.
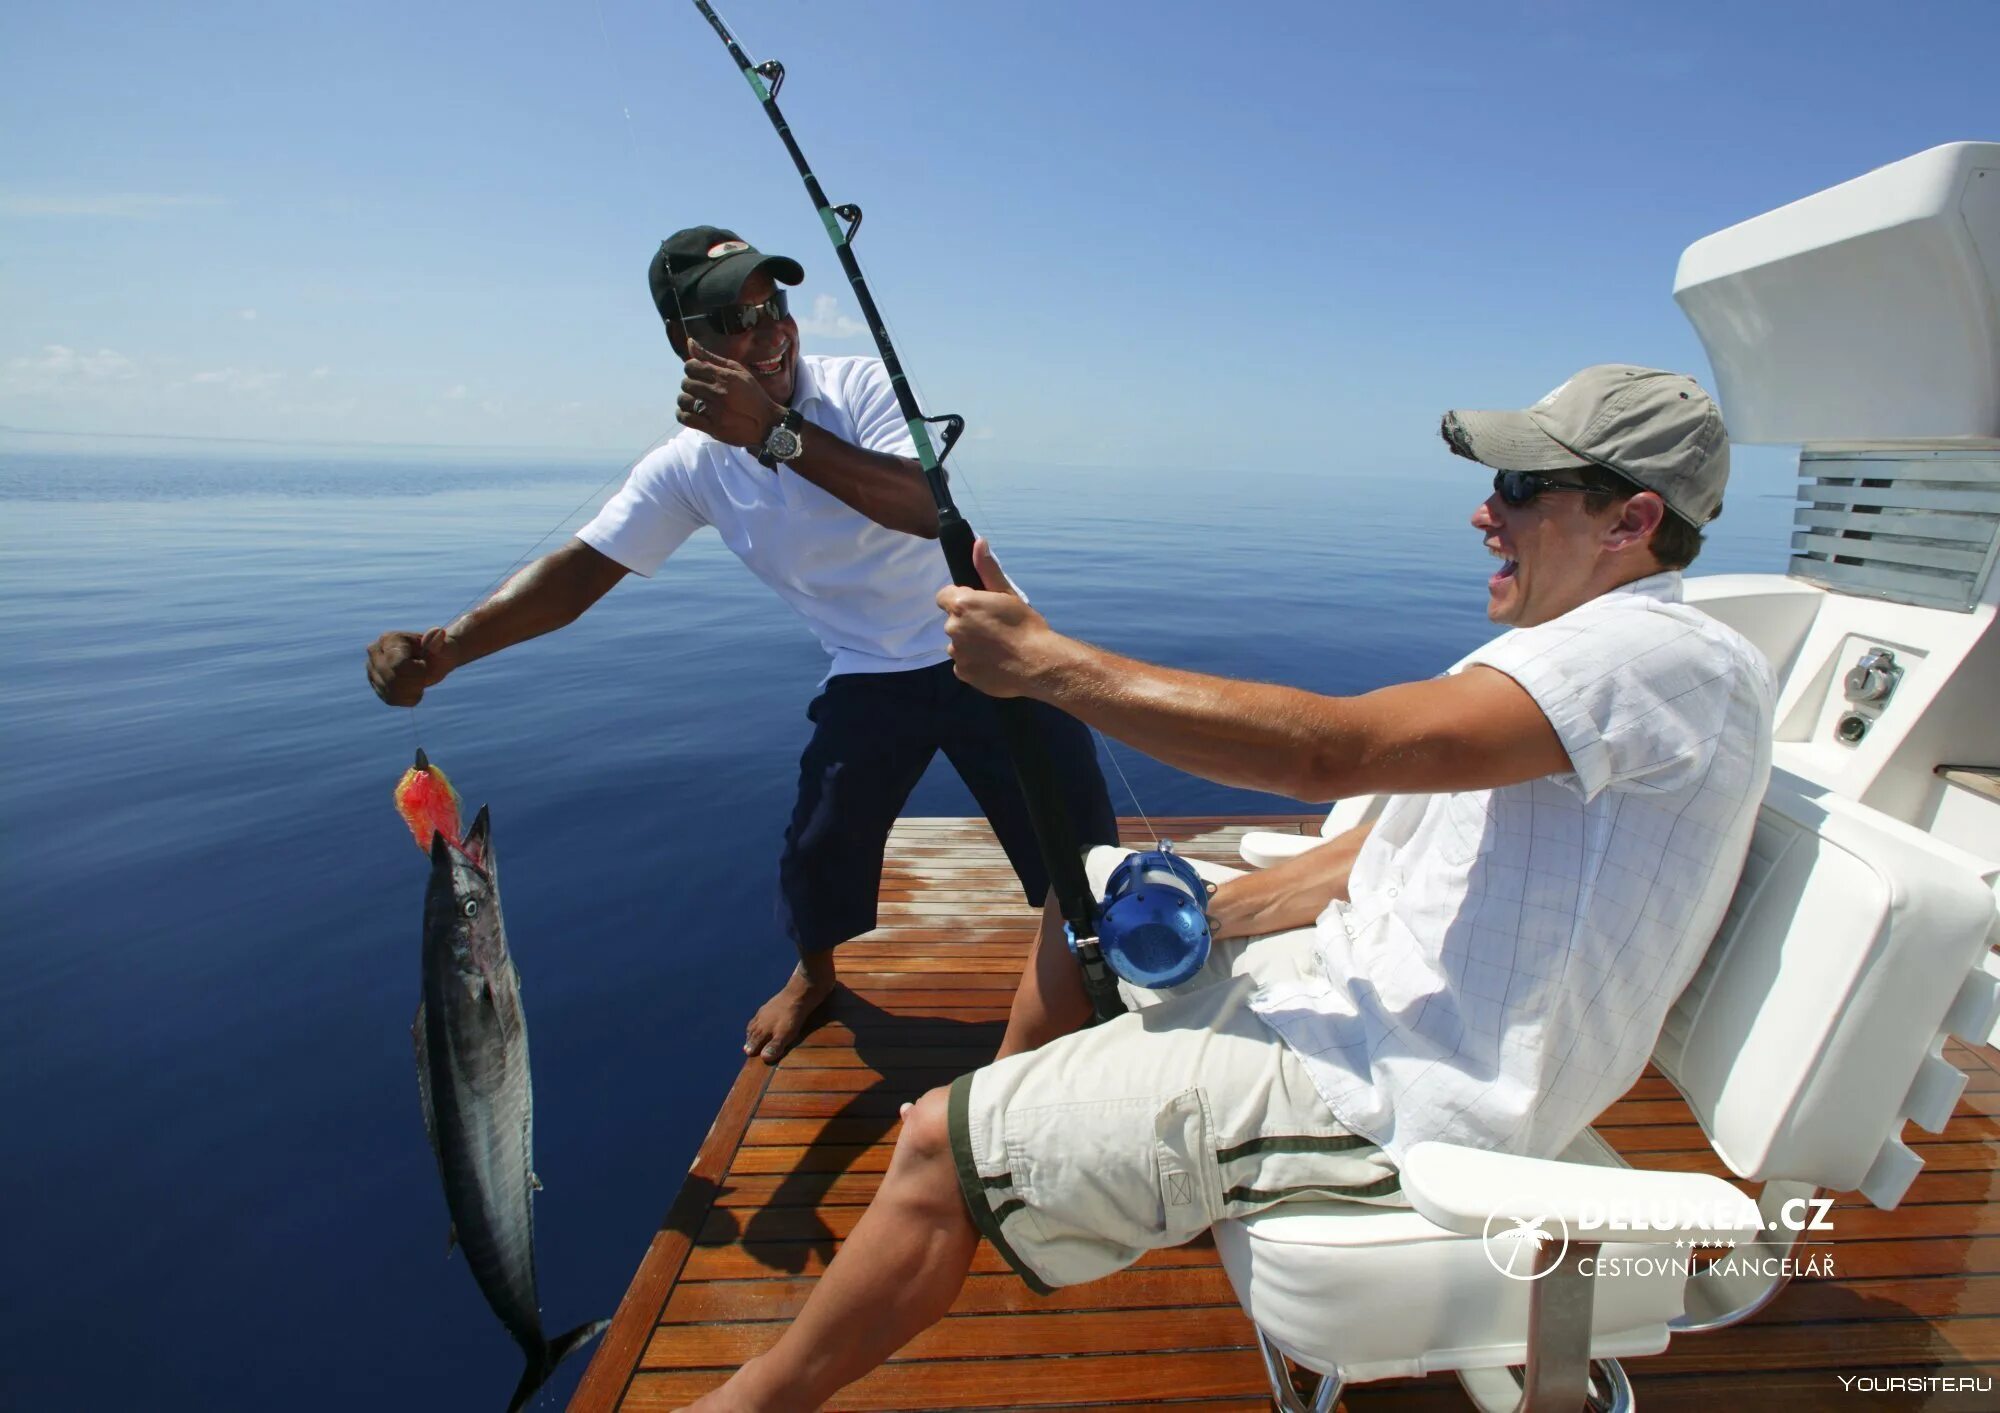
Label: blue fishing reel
xmin=1083 ymin=843 xmax=1214 ymax=989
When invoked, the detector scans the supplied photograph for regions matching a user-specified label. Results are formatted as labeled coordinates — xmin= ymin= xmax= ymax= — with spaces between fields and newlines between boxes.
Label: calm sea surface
xmin=0 ymin=444 xmax=1794 ymax=1409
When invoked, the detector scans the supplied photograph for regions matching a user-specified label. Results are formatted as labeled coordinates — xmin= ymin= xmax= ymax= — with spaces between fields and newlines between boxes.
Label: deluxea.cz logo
xmin=1481 ymin=1195 xmax=1837 ymax=1282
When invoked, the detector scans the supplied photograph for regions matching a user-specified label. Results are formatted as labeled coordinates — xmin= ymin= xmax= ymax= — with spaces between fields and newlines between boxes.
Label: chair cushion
xmin=1214 ymin=1130 xmax=1688 ymax=1384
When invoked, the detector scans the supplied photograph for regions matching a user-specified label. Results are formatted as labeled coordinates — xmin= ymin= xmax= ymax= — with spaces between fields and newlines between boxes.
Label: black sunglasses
xmin=1492 ymin=469 xmax=1602 ymax=507
xmin=680 ymin=290 xmax=789 ymax=337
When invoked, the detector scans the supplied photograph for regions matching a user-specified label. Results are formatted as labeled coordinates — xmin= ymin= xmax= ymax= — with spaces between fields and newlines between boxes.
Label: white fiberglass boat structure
xmin=1227 ymin=141 xmax=2000 ymax=1411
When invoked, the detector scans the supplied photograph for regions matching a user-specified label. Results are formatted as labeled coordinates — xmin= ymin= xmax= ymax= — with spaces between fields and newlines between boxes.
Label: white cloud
xmin=1 ymin=344 xmax=138 ymax=393
xmin=309 ymin=366 xmax=331 ymax=380
xmin=445 ymin=384 xmax=468 ymax=400
xmin=238 ymin=308 xmax=258 ymax=322
xmin=0 ymin=193 xmax=226 ymax=219
xmin=796 ymin=293 xmax=865 ymax=339
xmin=191 ymin=366 xmax=284 ymax=393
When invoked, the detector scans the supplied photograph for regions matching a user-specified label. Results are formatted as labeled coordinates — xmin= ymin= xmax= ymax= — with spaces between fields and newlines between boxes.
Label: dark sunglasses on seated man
xmin=1492 ymin=468 xmax=1622 ymax=508
xmin=679 ymin=290 xmax=790 ymax=338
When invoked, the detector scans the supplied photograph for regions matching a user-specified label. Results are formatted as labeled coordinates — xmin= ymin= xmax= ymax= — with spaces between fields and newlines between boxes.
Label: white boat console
xmin=1675 ymin=140 xmax=2000 ymax=859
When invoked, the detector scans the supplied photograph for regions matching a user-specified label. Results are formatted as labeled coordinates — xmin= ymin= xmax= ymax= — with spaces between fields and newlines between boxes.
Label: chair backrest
xmin=1653 ymin=775 xmax=2000 ymax=1207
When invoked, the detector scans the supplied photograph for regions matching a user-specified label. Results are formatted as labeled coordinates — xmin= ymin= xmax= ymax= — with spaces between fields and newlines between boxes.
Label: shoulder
xmin=630 ymin=429 xmax=714 ymax=485
xmin=803 ymin=353 xmax=892 ymax=405
xmin=1467 ymin=576 xmax=1774 ymax=799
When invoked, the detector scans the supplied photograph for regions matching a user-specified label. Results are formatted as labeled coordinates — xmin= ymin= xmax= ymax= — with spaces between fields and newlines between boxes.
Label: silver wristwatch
xmin=757 ymin=409 xmax=805 ymax=468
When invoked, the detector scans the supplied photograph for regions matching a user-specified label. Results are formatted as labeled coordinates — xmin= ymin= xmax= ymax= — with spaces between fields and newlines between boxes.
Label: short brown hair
xmin=1575 ymin=465 xmax=1708 ymax=571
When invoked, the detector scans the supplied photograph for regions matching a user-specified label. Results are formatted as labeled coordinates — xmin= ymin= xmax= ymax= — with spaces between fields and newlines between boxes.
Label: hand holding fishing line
xmin=367 ymin=626 xmax=461 ymax=707
xmin=676 ymin=340 xmax=783 ymax=448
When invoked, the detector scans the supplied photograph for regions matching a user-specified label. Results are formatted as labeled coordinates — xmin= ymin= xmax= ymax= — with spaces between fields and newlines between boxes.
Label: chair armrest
xmin=1239 ymin=831 xmax=1321 ymax=869
xmin=1400 ymin=1140 xmax=1764 ymax=1247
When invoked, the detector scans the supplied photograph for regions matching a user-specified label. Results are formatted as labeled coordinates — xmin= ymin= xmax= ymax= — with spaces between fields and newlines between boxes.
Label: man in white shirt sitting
xmin=365 ymin=226 xmax=1115 ymax=1062
xmin=678 ymin=365 xmax=1777 ymax=1411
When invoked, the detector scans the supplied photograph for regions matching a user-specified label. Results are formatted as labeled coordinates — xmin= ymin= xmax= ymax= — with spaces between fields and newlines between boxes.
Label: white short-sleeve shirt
xmin=1252 ymin=573 xmax=1776 ymax=1162
xmin=576 ymin=354 xmax=954 ymax=679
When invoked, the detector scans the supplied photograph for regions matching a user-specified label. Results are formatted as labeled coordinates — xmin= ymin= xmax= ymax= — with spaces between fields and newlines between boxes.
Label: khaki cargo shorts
xmin=948 ymin=847 xmax=1404 ymax=1293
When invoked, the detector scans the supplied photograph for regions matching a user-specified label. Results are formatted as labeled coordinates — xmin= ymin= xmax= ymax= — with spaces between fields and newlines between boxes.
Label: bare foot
xmin=745 ymin=960 xmax=836 ymax=1064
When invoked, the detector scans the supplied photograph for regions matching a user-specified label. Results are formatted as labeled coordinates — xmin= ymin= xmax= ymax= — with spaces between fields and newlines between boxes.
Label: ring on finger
xmin=691 ymin=397 xmax=707 ymax=415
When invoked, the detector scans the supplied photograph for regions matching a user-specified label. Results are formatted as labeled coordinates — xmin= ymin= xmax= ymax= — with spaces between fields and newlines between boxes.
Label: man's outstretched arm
xmin=365 ymin=538 xmax=630 ymax=706
xmin=940 ymin=539 xmax=1570 ymax=804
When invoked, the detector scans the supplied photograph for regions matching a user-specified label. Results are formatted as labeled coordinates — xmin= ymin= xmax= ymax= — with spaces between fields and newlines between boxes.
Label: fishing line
xmin=1095 ymin=730 xmax=1160 ymax=847
xmin=399 ymin=2 xmax=689 ymax=746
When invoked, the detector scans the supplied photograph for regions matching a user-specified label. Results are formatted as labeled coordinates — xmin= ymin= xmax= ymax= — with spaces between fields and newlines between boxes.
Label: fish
xmin=413 ymin=805 xmax=607 ymax=1411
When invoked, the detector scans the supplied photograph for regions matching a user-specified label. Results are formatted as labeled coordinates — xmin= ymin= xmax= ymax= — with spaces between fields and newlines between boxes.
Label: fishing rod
xmin=687 ymin=0 xmax=1123 ymax=1022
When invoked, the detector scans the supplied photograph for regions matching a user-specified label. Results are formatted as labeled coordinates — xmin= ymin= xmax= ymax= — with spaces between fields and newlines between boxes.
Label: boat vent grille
xmin=1788 ymin=450 xmax=2000 ymax=612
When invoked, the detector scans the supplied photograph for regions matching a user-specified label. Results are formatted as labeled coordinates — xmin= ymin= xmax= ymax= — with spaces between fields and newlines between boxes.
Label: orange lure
xmin=393 ymin=748 xmax=464 ymax=853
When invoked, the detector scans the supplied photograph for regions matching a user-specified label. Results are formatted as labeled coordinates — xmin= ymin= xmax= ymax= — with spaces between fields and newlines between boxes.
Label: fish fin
xmin=412 ymin=1001 xmax=441 ymax=1162
xmin=506 ymin=1319 xmax=610 ymax=1413
xmin=443 ymin=1222 xmax=457 ymax=1258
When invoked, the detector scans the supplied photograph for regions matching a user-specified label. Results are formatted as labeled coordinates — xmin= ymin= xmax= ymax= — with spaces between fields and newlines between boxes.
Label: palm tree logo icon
xmin=1481 ymin=1207 xmax=1569 ymax=1281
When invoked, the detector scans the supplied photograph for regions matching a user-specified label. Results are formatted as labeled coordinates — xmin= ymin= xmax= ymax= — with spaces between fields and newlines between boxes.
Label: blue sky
xmin=3 ymin=0 xmax=1995 ymax=470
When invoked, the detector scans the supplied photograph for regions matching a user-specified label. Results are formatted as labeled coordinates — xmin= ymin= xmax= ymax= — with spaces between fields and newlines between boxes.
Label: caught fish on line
xmin=404 ymin=765 xmax=606 ymax=1410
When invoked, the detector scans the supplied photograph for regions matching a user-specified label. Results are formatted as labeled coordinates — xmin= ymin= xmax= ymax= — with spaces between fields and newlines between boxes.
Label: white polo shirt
xmin=1253 ymin=573 xmax=1775 ymax=1162
xmin=577 ymin=354 xmax=953 ymax=679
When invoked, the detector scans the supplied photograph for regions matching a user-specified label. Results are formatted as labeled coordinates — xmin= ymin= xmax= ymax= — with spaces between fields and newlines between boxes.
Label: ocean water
xmin=0 ymin=443 xmax=1795 ymax=1410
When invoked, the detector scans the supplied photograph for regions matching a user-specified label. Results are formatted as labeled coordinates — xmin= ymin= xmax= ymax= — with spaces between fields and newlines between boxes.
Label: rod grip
xmin=937 ymin=516 xmax=1104 ymax=950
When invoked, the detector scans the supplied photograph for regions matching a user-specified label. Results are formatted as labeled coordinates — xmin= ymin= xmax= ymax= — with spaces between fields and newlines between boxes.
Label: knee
xmin=895 ymin=1086 xmax=955 ymax=1169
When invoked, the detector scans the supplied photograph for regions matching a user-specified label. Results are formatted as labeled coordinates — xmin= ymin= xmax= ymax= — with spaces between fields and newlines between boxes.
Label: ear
xmin=1605 ymin=489 xmax=1665 ymax=556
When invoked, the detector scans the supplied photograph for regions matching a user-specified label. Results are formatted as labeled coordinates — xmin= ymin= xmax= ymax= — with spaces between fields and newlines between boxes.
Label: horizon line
xmin=0 ymin=421 xmax=642 ymax=458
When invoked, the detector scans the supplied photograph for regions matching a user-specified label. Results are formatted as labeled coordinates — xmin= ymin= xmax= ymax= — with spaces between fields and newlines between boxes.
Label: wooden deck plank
xmin=574 ymin=813 xmax=2000 ymax=1412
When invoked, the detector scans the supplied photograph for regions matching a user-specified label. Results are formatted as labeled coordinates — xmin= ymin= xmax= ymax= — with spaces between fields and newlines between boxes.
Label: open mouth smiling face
xmin=713 ymin=271 xmax=799 ymax=404
xmin=1472 ymin=486 xmax=1610 ymax=628
xmin=747 ymin=336 xmax=792 ymax=382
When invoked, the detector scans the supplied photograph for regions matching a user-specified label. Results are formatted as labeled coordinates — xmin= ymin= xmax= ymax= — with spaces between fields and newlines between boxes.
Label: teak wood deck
xmin=570 ymin=815 xmax=2000 ymax=1412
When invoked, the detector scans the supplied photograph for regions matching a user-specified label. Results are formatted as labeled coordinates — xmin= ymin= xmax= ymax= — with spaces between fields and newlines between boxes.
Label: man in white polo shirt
xmin=366 ymin=226 xmax=1115 ymax=1061
xmin=677 ymin=366 xmax=1776 ymax=1411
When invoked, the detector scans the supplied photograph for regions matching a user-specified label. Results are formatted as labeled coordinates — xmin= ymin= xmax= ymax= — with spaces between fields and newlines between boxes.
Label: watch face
xmin=765 ymin=426 xmax=804 ymax=462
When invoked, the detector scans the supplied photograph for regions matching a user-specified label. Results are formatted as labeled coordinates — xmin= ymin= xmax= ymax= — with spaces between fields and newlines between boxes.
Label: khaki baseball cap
xmin=1440 ymin=364 xmax=1730 ymax=526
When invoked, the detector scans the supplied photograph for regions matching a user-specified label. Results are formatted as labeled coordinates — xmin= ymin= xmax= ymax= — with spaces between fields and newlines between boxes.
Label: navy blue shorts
xmin=777 ymin=662 xmax=1119 ymax=954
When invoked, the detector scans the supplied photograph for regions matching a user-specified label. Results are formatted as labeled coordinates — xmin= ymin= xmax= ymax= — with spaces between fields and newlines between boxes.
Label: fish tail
xmin=504 ymin=1318 xmax=610 ymax=1413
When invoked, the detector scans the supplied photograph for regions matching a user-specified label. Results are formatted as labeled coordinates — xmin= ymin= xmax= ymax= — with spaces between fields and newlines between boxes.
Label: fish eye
xmin=461 ymin=898 xmax=479 ymax=919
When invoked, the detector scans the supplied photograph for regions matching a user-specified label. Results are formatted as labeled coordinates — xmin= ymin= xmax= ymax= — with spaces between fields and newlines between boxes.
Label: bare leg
xmin=996 ymin=891 xmax=1092 ymax=1060
xmin=682 ymin=1086 xmax=978 ymax=1411
xmin=744 ymin=948 xmax=838 ymax=1064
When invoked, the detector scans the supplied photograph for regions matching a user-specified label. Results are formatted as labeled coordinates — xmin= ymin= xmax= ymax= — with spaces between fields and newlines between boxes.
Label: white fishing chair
xmin=1223 ymin=775 xmax=2000 ymax=1410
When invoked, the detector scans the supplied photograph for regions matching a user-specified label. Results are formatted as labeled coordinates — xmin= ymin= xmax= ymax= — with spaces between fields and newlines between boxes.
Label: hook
xmin=754 ymin=59 xmax=784 ymax=98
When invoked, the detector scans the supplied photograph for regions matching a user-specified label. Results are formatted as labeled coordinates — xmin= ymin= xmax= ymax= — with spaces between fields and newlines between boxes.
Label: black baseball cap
xmin=649 ymin=225 xmax=804 ymax=323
